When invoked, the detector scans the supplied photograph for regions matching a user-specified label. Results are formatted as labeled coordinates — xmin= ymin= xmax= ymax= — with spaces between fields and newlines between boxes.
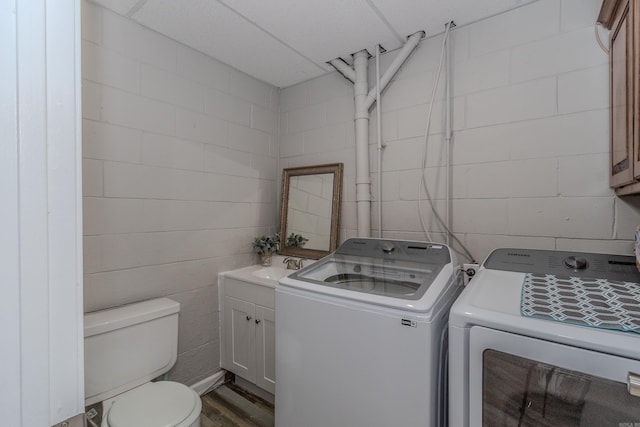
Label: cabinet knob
xmin=255 ymin=319 xmax=261 ymax=324
xmin=246 ymin=315 xmax=252 ymax=321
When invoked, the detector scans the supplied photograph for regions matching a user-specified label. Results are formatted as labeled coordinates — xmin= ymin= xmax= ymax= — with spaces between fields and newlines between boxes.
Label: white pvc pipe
xmin=328 ymin=58 xmax=355 ymax=83
xmin=417 ymin=24 xmax=451 ymax=243
xmin=365 ymin=31 xmax=424 ymax=110
xmin=376 ymin=44 xmax=383 ymax=238
xmin=328 ymin=34 xmax=424 ymax=238
xmin=445 ymin=30 xmax=452 ymax=246
xmin=353 ymin=49 xmax=371 ymax=237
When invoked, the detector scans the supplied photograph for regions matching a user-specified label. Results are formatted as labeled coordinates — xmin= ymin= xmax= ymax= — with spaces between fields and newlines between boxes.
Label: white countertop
xmin=221 ymin=255 xmax=318 ymax=288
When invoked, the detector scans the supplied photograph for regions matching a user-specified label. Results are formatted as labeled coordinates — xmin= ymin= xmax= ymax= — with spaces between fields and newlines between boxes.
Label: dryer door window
xmin=469 ymin=326 xmax=640 ymax=427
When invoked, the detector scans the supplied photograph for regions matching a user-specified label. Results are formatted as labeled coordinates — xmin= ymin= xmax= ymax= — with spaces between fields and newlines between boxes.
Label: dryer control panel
xmin=484 ymin=248 xmax=640 ymax=282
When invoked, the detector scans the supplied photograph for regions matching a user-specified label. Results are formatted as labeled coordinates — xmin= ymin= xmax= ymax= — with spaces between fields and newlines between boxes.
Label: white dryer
xmin=275 ymin=238 xmax=462 ymax=427
xmin=449 ymin=248 xmax=640 ymax=427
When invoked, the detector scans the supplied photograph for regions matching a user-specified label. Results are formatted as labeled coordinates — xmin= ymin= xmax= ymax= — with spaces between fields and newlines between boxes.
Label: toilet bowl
xmin=84 ymin=298 xmax=202 ymax=427
xmin=101 ymin=382 xmax=201 ymax=427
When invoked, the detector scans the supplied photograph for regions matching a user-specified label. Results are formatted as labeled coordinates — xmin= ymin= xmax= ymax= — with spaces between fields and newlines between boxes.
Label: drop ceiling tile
xmin=89 ymin=0 xmax=142 ymax=16
xmin=369 ymin=0 xmax=537 ymax=39
xmin=220 ymin=0 xmax=403 ymax=64
xmin=132 ymin=0 xmax=326 ymax=87
xmin=89 ymin=0 xmax=542 ymax=88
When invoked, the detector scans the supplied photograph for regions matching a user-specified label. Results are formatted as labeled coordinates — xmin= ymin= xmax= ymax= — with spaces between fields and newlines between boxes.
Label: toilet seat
xmin=104 ymin=381 xmax=201 ymax=427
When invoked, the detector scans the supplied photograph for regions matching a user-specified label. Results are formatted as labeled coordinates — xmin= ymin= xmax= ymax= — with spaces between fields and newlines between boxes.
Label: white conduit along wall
xmin=330 ymin=31 xmax=425 ymax=237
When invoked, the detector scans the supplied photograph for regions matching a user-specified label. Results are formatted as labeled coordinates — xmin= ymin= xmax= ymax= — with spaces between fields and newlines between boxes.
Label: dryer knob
xmin=563 ymin=256 xmax=588 ymax=271
xmin=382 ymin=242 xmax=395 ymax=253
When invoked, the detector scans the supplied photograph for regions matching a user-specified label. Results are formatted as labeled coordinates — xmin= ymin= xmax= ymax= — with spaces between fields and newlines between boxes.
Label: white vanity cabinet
xmin=220 ymin=271 xmax=277 ymax=394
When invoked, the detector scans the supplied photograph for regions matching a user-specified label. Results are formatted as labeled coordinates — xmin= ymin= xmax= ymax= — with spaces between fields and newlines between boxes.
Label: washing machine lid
xmin=283 ymin=239 xmax=455 ymax=310
xmin=107 ymin=381 xmax=198 ymax=427
xmin=449 ymin=248 xmax=640 ymax=360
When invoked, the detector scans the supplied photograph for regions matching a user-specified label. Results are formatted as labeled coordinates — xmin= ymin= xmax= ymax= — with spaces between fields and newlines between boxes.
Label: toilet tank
xmin=84 ymin=298 xmax=180 ymax=406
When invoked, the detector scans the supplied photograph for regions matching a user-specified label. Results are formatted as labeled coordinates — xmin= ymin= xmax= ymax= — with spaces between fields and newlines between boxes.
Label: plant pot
xmin=260 ymin=253 xmax=273 ymax=267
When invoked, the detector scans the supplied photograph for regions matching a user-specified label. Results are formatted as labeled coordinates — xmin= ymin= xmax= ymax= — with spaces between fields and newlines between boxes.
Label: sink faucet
xmin=283 ymin=257 xmax=303 ymax=270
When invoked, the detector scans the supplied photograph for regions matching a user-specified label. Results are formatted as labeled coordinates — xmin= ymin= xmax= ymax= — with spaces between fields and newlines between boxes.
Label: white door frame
xmin=1 ymin=0 xmax=84 ymax=425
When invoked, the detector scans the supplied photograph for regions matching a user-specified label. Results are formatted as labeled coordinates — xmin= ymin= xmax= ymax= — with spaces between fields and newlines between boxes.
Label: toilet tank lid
xmin=85 ymin=298 xmax=180 ymax=338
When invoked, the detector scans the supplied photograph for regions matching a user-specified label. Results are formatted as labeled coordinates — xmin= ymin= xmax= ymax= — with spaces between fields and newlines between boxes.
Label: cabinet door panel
xmin=223 ymin=296 xmax=256 ymax=381
xmin=255 ymin=305 xmax=276 ymax=394
xmin=633 ymin=0 xmax=640 ymax=179
xmin=610 ymin=0 xmax=634 ymax=186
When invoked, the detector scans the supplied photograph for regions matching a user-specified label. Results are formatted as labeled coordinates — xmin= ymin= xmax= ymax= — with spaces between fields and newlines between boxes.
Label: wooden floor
xmin=200 ymin=383 xmax=274 ymax=427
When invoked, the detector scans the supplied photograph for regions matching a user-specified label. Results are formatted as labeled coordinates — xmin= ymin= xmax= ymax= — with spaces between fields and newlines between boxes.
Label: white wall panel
xmin=469 ymin=0 xmax=560 ymax=56
xmin=2 ymin=0 xmax=84 ymax=424
xmin=141 ymin=133 xmax=205 ymax=171
xmin=511 ymin=26 xmax=608 ymax=83
xmin=558 ymin=64 xmax=609 ymax=114
xmin=102 ymin=9 xmax=178 ymax=72
xmin=560 ymin=0 xmax=603 ymax=32
xmin=82 ymin=80 xmax=101 ymax=120
xmin=229 ymin=124 xmax=271 ymax=155
xmin=1 ymin=1 xmax=22 ymax=424
xmin=559 ymin=153 xmax=611 ymax=197
xmin=82 ymin=40 xmax=141 ymax=93
xmin=466 ymin=78 xmax=557 ymax=128
xmin=176 ymin=108 xmax=229 ymax=146
xmin=141 ymin=64 xmax=205 ymax=112
xmin=176 ymin=48 xmax=230 ymax=92
xmin=83 ymin=120 xmax=143 ymax=162
xmin=251 ymin=104 xmax=279 ymax=135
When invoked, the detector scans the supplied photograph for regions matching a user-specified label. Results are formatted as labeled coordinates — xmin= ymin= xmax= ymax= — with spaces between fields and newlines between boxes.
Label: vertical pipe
xmin=376 ymin=45 xmax=382 ymax=238
xmin=353 ymin=50 xmax=371 ymax=237
xmin=444 ymin=28 xmax=452 ymax=246
xmin=329 ymin=34 xmax=423 ymax=238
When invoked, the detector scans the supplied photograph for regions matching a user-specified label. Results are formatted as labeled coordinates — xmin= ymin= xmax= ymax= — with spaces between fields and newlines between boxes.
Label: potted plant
xmin=286 ymin=233 xmax=308 ymax=248
xmin=253 ymin=233 xmax=280 ymax=266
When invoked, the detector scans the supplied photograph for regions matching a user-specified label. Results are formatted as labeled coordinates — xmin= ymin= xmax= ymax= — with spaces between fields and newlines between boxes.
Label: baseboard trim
xmin=190 ymin=370 xmax=226 ymax=396
xmin=235 ymin=376 xmax=275 ymax=404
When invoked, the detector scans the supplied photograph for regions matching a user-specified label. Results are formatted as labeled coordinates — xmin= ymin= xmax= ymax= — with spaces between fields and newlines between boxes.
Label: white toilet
xmin=84 ymin=297 xmax=201 ymax=427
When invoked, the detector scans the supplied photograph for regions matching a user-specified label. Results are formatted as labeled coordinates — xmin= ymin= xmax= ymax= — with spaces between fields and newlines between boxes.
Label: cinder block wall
xmin=82 ymin=0 xmax=640 ymax=388
xmin=81 ymin=1 xmax=279 ymax=385
xmin=279 ymin=0 xmax=640 ymax=263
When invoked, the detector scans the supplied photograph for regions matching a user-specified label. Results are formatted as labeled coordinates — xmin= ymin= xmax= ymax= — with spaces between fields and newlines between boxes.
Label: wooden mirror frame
xmin=279 ymin=163 xmax=343 ymax=259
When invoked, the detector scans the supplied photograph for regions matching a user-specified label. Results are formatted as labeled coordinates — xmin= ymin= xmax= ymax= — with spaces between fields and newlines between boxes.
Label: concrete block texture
xmin=82 ymin=0 xmax=279 ymax=390
xmin=278 ymin=0 xmax=635 ymax=263
xmin=82 ymin=0 xmax=640 ymax=393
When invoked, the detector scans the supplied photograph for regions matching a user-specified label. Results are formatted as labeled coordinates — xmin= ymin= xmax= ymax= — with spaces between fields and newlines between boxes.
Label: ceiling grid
xmin=90 ymin=0 xmax=536 ymax=87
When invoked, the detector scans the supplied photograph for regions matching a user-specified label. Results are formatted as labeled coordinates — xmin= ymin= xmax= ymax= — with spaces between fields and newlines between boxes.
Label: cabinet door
xmin=255 ymin=305 xmax=276 ymax=394
xmin=223 ymin=296 xmax=256 ymax=382
xmin=610 ymin=0 xmax=635 ymax=186
xmin=633 ymin=0 xmax=640 ymax=179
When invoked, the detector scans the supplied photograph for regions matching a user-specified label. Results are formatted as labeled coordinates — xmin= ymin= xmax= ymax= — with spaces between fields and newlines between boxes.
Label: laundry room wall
xmin=81 ymin=0 xmax=279 ymax=386
xmin=279 ymin=0 xmax=640 ymax=263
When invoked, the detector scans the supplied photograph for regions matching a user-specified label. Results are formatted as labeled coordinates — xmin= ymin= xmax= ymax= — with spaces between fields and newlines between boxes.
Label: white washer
xmin=449 ymin=248 xmax=640 ymax=427
xmin=275 ymin=238 xmax=462 ymax=427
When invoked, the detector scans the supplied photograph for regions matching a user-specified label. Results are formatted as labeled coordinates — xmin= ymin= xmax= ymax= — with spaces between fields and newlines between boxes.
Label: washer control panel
xmin=484 ymin=248 xmax=640 ymax=282
xmin=335 ymin=238 xmax=451 ymax=265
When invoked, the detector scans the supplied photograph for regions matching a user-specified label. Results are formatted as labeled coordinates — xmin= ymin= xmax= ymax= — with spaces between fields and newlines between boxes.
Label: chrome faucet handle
xmin=283 ymin=257 xmax=299 ymax=270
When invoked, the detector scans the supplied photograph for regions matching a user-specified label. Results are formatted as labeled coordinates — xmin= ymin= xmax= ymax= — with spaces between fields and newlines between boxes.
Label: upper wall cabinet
xmin=599 ymin=0 xmax=640 ymax=194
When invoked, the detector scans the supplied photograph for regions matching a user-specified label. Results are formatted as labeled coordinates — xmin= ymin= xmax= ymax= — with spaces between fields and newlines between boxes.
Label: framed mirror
xmin=279 ymin=163 xmax=343 ymax=259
